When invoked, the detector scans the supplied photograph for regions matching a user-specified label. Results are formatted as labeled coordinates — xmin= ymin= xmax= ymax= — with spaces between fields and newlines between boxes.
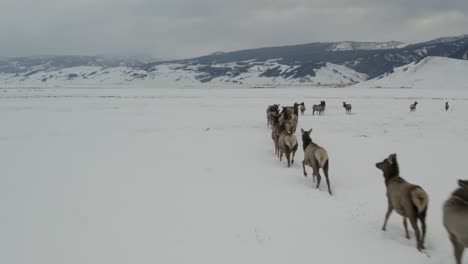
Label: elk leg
xmin=285 ymin=151 xmax=291 ymax=168
xmin=382 ymin=203 xmax=393 ymax=231
xmin=291 ymin=149 xmax=296 ymax=165
xmin=449 ymin=232 xmax=464 ymax=264
xmin=302 ymin=160 xmax=307 ymax=177
xmin=323 ymin=160 xmax=332 ymax=195
xmin=403 ymin=217 xmax=410 ymax=239
xmin=420 ymin=210 xmax=427 ymax=249
xmin=409 ymin=217 xmax=422 ymax=251
xmin=313 ymin=167 xmax=321 ymax=189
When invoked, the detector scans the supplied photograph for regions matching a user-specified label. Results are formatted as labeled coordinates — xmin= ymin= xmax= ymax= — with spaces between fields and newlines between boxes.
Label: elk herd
xmin=265 ymin=100 xmax=465 ymax=263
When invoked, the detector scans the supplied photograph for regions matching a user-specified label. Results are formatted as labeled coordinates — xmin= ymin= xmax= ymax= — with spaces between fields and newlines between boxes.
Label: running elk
xmin=266 ymin=104 xmax=280 ymax=128
xmin=443 ymin=179 xmax=468 ymax=264
xmin=375 ymin=154 xmax=428 ymax=251
xmin=301 ymin=128 xmax=331 ymax=195
xmin=277 ymin=123 xmax=298 ymax=167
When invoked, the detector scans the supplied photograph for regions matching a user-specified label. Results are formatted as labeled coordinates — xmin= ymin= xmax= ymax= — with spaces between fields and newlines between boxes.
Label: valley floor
xmin=1 ymin=87 xmax=468 ymax=264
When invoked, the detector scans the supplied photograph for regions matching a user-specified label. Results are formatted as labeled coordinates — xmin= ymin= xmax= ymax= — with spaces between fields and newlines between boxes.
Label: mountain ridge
xmin=1 ymin=34 xmax=467 ymax=87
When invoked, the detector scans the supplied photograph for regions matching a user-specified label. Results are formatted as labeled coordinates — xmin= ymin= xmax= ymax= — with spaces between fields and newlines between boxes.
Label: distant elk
xmin=299 ymin=102 xmax=306 ymax=115
xmin=446 ymin=102 xmax=450 ymax=111
xmin=301 ymin=129 xmax=331 ymax=195
xmin=443 ymin=179 xmax=468 ymax=264
xmin=342 ymin=102 xmax=352 ymax=114
xmin=410 ymin=101 xmax=418 ymax=112
xmin=312 ymin=101 xmax=326 ymax=115
xmin=375 ymin=154 xmax=428 ymax=251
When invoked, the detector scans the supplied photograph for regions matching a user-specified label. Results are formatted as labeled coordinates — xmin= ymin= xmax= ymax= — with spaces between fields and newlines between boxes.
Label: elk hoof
xmin=406 ymin=234 xmax=410 ymax=240
xmin=291 ymin=159 xmax=294 ymax=164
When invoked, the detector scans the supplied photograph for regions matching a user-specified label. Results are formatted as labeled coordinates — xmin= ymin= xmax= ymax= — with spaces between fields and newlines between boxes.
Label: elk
xmin=446 ymin=102 xmax=450 ymax=111
xmin=301 ymin=128 xmax=331 ymax=195
xmin=271 ymin=114 xmax=281 ymax=156
xmin=443 ymin=179 xmax=468 ymax=264
xmin=279 ymin=107 xmax=298 ymax=134
xmin=277 ymin=123 xmax=298 ymax=168
xmin=343 ymin=102 xmax=352 ymax=114
xmin=299 ymin=102 xmax=306 ymax=115
xmin=266 ymin=104 xmax=280 ymax=128
xmin=375 ymin=154 xmax=429 ymax=251
xmin=410 ymin=101 xmax=418 ymax=112
xmin=312 ymin=101 xmax=326 ymax=115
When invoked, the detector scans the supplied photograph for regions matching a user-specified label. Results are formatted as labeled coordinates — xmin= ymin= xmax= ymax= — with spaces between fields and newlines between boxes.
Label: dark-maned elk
xmin=301 ymin=128 xmax=331 ymax=195
xmin=285 ymin=111 xmax=298 ymax=134
xmin=312 ymin=101 xmax=326 ymax=115
xmin=375 ymin=154 xmax=429 ymax=251
xmin=279 ymin=107 xmax=298 ymax=134
xmin=443 ymin=179 xmax=468 ymax=264
xmin=410 ymin=101 xmax=418 ymax=112
xmin=266 ymin=104 xmax=280 ymax=128
xmin=343 ymin=102 xmax=352 ymax=114
xmin=277 ymin=123 xmax=298 ymax=168
xmin=299 ymin=102 xmax=306 ymax=115
xmin=446 ymin=102 xmax=450 ymax=111
xmin=282 ymin=103 xmax=300 ymax=116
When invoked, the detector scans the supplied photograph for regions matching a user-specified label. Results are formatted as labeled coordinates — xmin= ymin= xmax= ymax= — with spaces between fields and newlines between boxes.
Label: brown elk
xmin=301 ymin=129 xmax=331 ymax=195
xmin=277 ymin=123 xmax=298 ymax=168
xmin=446 ymin=102 xmax=450 ymax=111
xmin=443 ymin=179 xmax=468 ymax=264
xmin=266 ymin=104 xmax=280 ymax=128
xmin=375 ymin=154 xmax=428 ymax=251
xmin=312 ymin=101 xmax=326 ymax=115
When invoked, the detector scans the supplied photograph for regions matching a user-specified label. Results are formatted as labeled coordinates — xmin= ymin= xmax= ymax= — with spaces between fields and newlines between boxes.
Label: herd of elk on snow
xmin=265 ymin=100 xmax=463 ymax=262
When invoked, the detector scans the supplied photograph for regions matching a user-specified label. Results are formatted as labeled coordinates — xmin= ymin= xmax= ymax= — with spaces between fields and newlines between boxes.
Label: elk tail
xmin=284 ymin=135 xmax=297 ymax=150
xmin=314 ymin=148 xmax=329 ymax=168
xmin=411 ymin=188 xmax=429 ymax=214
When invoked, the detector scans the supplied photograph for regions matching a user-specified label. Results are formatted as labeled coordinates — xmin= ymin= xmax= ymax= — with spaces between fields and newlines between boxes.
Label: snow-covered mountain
xmin=0 ymin=34 xmax=467 ymax=87
xmin=357 ymin=56 xmax=468 ymax=90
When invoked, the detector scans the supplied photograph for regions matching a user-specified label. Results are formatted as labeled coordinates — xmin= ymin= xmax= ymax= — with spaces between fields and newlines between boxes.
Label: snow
xmin=357 ymin=56 xmax=468 ymax=90
xmin=1 ymin=87 xmax=466 ymax=264
xmin=328 ymin=41 xmax=407 ymax=51
xmin=0 ymin=61 xmax=367 ymax=88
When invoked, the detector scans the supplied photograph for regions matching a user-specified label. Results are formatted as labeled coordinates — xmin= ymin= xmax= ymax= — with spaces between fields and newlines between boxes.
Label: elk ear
xmin=308 ymin=129 xmax=312 ymax=134
xmin=458 ymin=179 xmax=468 ymax=189
xmin=301 ymin=128 xmax=305 ymax=134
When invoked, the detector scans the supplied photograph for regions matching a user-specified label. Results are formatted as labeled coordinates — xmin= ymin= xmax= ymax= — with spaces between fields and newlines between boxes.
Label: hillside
xmin=358 ymin=56 xmax=468 ymax=90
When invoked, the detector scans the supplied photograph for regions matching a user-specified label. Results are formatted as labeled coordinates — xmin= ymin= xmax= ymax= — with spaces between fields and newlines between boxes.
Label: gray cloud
xmin=1 ymin=0 xmax=467 ymax=59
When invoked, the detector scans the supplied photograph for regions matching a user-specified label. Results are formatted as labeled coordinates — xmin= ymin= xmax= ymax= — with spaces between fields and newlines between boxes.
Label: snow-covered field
xmin=1 ymin=87 xmax=467 ymax=264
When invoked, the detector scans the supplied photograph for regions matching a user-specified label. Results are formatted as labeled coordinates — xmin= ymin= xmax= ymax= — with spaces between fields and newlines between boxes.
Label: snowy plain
xmin=1 ymin=86 xmax=468 ymax=264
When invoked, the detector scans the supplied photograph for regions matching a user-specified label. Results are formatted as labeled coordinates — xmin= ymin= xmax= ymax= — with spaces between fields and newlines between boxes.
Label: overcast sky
xmin=1 ymin=0 xmax=468 ymax=59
